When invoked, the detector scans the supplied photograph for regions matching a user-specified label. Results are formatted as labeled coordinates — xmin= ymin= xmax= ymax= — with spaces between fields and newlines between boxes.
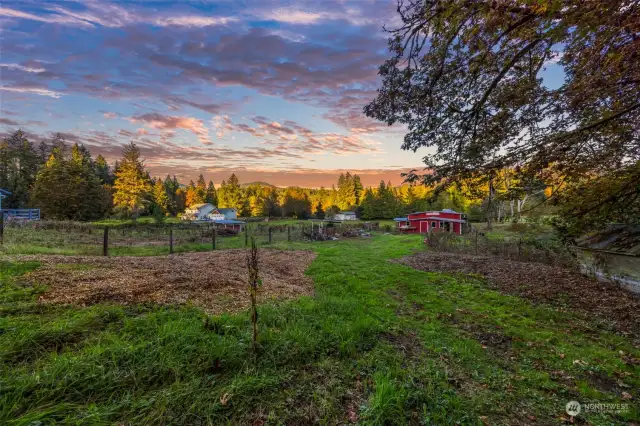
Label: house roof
xmin=214 ymin=219 xmax=245 ymax=224
xmin=339 ymin=211 xmax=356 ymax=214
xmin=574 ymin=225 xmax=640 ymax=256
xmin=394 ymin=217 xmax=408 ymax=221
xmin=0 ymin=188 xmax=11 ymax=197
xmin=217 ymin=208 xmax=236 ymax=213
xmin=189 ymin=203 xmax=213 ymax=209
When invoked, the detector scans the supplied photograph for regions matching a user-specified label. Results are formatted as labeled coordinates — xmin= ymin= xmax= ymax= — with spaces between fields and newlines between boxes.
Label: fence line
xmin=424 ymin=229 xmax=576 ymax=268
xmin=0 ymin=220 xmax=382 ymax=254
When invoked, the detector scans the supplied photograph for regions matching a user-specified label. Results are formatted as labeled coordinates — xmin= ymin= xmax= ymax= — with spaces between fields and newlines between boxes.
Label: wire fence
xmin=424 ymin=229 xmax=577 ymax=268
xmin=0 ymin=219 xmax=383 ymax=255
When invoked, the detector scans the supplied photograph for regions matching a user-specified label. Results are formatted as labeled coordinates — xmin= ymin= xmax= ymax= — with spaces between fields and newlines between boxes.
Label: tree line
xmin=2 ymin=130 xmax=558 ymax=223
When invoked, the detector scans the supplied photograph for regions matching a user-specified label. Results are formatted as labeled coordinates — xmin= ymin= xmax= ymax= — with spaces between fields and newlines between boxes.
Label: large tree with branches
xmin=365 ymin=0 xmax=639 ymax=232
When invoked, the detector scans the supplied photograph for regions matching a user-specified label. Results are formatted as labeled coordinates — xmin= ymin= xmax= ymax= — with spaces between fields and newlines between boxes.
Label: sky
xmin=0 ymin=0 xmax=430 ymax=188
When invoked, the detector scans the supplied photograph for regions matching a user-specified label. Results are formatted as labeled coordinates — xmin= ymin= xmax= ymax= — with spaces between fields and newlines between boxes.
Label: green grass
xmin=91 ymin=216 xmax=183 ymax=226
xmin=1 ymin=236 xmax=638 ymax=425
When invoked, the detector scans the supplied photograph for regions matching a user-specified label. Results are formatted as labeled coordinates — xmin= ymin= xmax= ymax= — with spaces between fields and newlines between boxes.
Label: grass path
xmin=1 ymin=235 xmax=638 ymax=425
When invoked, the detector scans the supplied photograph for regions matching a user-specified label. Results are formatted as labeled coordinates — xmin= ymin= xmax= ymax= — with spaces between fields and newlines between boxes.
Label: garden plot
xmin=15 ymin=249 xmax=316 ymax=314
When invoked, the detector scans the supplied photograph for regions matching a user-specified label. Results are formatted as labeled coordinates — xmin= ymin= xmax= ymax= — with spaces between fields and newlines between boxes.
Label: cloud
xmin=165 ymin=97 xmax=228 ymax=115
xmin=103 ymin=112 xmax=118 ymax=119
xmin=0 ymin=117 xmax=20 ymax=126
xmin=261 ymin=10 xmax=327 ymax=25
xmin=131 ymin=113 xmax=211 ymax=144
xmin=0 ymin=7 xmax=94 ymax=27
xmin=1 ymin=4 xmax=237 ymax=29
xmin=0 ymin=84 xmax=62 ymax=98
xmin=213 ymin=115 xmax=380 ymax=155
xmin=0 ymin=63 xmax=46 ymax=73
xmin=153 ymin=16 xmax=238 ymax=27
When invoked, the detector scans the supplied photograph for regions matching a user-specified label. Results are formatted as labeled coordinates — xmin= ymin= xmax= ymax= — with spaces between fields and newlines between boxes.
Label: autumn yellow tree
xmin=113 ymin=143 xmax=151 ymax=217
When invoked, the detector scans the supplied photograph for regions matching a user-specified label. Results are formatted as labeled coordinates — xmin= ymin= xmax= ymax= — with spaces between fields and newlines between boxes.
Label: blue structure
xmin=0 ymin=188 xmax=41 ymax=220
xmin=0 ymin=188 xmax=10 ymax=210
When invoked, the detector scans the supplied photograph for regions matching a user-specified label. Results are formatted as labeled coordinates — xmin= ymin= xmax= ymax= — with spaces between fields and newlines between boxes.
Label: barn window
xmin=439 ymin=222 xmax=444 ymax=228
xmin=431 ymin=221 xmax=437 ymax=228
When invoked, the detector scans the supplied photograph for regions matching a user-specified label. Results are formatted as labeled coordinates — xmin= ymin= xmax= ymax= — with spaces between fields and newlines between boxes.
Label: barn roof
xmin=409 ymin=217 xmax=466 ymax=223
xmin=0 ymin=188 xmax=11 ymax=197
xmin=574 ymin=225 xmax=640 ymax=256
xmin=408 ymin=209 xmax=462 ymax=215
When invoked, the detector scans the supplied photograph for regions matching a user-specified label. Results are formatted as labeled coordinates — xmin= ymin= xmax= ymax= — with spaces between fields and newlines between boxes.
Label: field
xmin=1 ymin=233 xmax=638 ymax=425
xmin=0 ymin=219 xmax=396 ymax=256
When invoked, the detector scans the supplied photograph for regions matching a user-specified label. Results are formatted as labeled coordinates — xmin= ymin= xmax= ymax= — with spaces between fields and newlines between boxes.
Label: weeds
xmin=247 ymin=237 xmax=261 ymax=354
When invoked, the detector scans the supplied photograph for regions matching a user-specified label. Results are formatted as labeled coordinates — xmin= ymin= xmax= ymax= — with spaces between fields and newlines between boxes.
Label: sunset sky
xmin=0 ymin=0 xmax=438 ymax=187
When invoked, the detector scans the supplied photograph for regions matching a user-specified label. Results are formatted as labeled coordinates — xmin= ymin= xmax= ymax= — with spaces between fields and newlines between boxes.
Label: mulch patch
xmin=394 ymin=251 xmax=640 ymax=338
xmin=14 ymin=249 xmax=316 ymax=314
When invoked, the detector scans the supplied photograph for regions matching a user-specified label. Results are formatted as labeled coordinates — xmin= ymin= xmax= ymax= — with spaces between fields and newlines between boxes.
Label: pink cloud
xmin=131 ymin=113 xmax=210 ymax=144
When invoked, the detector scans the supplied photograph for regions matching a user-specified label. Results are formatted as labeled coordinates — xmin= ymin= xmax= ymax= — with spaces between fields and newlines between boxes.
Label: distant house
xmin=183 ymin=203 xmax=215 ymax=221
xmin=216 ymin=208 xmax=237 ymax=220
xmin=574 ymin=225 xmax=640 ymax=294
xmin=394 ymin=209 xmax=466 ymax=234
xmin=0 ymin=188 xmax=10 ymax=210
xmin=334 ymin=211 xmax=357 ymax=221
xmin=182 ymin=204 xmax=240 ymax=223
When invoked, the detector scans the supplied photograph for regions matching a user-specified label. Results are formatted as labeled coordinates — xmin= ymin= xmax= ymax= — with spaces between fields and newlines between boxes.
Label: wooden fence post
xmin=268 ymin=227 xmax=272 ymax=244
xmin=245 ymin=228 xmax=248 ymax=247
xmin=103 ymin=226 xmax=109 ymax=256
xmin=287 ymin=225 xmax=291 ymax=242
xmin=0 ymin=212 xmax=4 ymax=244
xmin=517 ymin=237 xmax=522 ymax=258
xmin=474 ymin=230 xmax=479 ymax=254
xmin=169 ymin=228 xmax=174 ymax=254
xmin=212 ymin=227 xmax=217 ymax=250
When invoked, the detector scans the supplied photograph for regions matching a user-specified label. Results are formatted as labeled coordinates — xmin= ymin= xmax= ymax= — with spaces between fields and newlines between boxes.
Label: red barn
xmin=394 ymin=209 xmax=466 ymax=235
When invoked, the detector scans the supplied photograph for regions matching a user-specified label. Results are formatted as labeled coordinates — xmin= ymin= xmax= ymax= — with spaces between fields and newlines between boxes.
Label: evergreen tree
xmin=31 ymin=144 xmax=110 ymax=220
xmin=315 ymin=201 xmax=325 ymax=219
xmin=152 ymin=178 xmax=169 ymax=214
xmin=112 ymin=143 xmax=151 ymax=217
xmin=0 ymin=130 xmax=39 ymax=208
xmin=195 ymin=174 xmax=207 ymax=204
xmin=219 ymin=173 xmax=243 ymax=211
xmin=94 ymin=155 xmax=114 ymax=185
xmin=353 ymin=174 xmax=364 ymax=204
xmin=360 ymin=188 xmax=378 ymax=219
xmin=206 ymin=180 xmax=217 ymax=205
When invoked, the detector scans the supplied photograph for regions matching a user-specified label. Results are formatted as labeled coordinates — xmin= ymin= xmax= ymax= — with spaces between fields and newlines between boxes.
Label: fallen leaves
xmin=394 ymin=251 xmax=640 ymax=337
xmin=17 ymin=249 xmax=317 ymax=314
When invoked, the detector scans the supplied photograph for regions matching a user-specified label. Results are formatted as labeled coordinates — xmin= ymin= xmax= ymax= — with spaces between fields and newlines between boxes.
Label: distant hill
xmin=240 ymin=181 xmax=276 ymax=188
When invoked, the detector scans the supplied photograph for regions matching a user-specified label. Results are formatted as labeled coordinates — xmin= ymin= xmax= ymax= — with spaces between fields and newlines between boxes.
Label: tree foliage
xmin=365 ymin=0 xmax=639 ymax=231
xmin=31 ymin=144 xmax=110 ymax=220
xmin=112 ymin=143 xmax=151 ymax=217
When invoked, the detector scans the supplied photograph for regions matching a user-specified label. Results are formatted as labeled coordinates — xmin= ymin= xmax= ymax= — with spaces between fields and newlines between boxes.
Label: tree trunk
xmin=486 ymin=175 xmax=494 ymax=230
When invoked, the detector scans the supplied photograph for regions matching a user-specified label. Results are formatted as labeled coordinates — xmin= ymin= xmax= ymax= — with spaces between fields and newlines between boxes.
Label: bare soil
xmin=15 ymin=249 xmax=316 ymax=314
xmin=394 ymin=251 xmax=640 ymax=338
